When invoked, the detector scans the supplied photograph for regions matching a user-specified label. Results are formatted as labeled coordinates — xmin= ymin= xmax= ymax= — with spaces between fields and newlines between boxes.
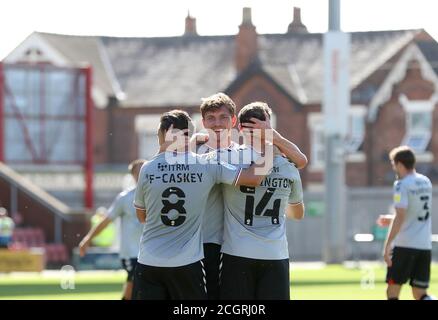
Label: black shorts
xmin=386 ymin=246 xmax=431 ymax=289
xmin=219 ymin=253 xmax=290 ymax=300
xmin=121 ymin=258 xmax=138 ymax=282
xmin=133 ymin=261 xmax=207 ymax=300
xmin=202 ymin=243 xmax=221 ymax=300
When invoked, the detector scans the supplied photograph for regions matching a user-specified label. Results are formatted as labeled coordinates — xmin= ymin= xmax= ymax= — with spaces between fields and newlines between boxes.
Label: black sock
xmin=388 ymin=297 xmax=399 ymax=300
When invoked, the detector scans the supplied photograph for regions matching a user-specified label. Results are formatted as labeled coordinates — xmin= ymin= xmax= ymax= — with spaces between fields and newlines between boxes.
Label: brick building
xmin=4 ymin=7 xmax=438 ymax=192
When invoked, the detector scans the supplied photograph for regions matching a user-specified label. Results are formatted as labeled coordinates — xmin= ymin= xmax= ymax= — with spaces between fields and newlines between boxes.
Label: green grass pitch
xmin=0 ymin=264 xmax=437 ymax=300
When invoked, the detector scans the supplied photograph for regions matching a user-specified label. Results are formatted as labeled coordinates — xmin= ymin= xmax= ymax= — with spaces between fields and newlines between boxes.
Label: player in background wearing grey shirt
xmin=132 ymin=110 xmax=274 ymax=300
xmin=196 ymin=93 xmax=307 ymax=299
xmin=219 ymin=102 xmax=305 ymax=300
xmin=379 ymin=146 xmax=435 ymax=300
xmin=79 ymin=159 xmax=146 ymax=300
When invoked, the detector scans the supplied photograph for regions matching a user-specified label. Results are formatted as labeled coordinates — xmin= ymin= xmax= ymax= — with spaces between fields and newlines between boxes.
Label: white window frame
xmin=308 ymin=113 xmax=324 ymax=171
xmin=345 ymin=105 xmax=366 ymax=162
xmin=309 ymin=109 xmax=367 ymax=169
xmin=135 ymin=115 xmax=161 ymax=160
xmin=399 ymin=94 xmax=434 ymax=161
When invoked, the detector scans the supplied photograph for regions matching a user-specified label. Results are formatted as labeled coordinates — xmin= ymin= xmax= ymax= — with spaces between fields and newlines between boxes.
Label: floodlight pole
xmin=323 ymin=0 xmax=350 ymax=263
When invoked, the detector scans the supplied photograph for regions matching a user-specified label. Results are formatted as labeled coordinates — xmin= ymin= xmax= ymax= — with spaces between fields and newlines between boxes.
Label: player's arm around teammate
xmin=135 ymin=144 xmax=274 ymax=224
xmin=240 ymin=116 xmax=307 ymax=169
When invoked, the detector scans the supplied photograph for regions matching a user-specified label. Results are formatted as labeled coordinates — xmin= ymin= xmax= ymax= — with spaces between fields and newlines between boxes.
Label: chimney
xmin=287 ymin=7 xmax=308 ymax=33
xmin=235 ymin=7 xmax=258 ymax=72
xmin=184 ymin=11 xmax=198 ymax=36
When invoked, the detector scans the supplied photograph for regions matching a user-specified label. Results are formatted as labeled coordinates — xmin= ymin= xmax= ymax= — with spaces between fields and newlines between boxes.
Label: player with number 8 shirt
xmin=132 ymin=110 xmax=274 ymax=300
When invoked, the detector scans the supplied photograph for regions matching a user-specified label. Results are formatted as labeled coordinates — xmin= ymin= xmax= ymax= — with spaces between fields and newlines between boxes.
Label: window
xmin=405 ymin=112 xmax=431 ymax=152
xmin=309 ymin=108 xmax=366 ymax=169
xmin=345 ymin=106 xmax=366 ymax=154
xmin=399 ymin=95 xmax=433 ymax=153
xmin=308 ymin=113 xmax=324 ymax=169
xmin=135 ymin=115 xmax=161 ymax=160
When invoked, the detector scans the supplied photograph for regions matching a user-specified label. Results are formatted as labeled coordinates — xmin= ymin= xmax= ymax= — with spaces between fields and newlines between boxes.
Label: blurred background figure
xmin=89 ymin=207 xmax=116 ymax=248
xmin=0 ymin=207 xmax=15 ymax=249
xmin=79 ymin=159 xmax=146 ymax=300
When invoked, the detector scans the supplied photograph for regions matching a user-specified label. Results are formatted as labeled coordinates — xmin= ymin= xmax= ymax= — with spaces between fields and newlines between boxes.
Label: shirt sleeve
xmin=211 ymin=161 xmax=242 ymax=186
xmin=393 ymin=181 xmax=408 ymax=209
xmin=289 ymin=167 xmax=304 ymax=204
xmin=106 ymin=193 xmax=124 ymax=220
xmin=133 ymin=165 xmax=147 ymax=210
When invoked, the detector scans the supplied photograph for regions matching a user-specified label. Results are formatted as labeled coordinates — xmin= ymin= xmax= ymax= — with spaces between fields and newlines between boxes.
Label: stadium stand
xmin=10 ymin=227 xmax=69 ymax=267
xmin=1 ymin=162 xmax=90 ymax=268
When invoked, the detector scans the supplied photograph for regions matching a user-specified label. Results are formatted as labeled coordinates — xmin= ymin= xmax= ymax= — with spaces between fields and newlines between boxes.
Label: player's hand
xmin=383 ymin=246 xmax=392 ymax=267
xmin=241 ymin=117 xmax=271 ymax=143
xmin=377 ymin=214 xmax=393 ymax=227
xmin=79 ymin=238 xmax=90 ymax=257
xmin=190 ymin=132 xmax=209 ymax=145
xmin=241 ymin=115 xmax=279 ymax=144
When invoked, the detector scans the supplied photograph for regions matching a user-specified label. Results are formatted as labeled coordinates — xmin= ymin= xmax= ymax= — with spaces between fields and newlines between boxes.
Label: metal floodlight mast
xmin=322 ymin=0 xmax=350 ymax=263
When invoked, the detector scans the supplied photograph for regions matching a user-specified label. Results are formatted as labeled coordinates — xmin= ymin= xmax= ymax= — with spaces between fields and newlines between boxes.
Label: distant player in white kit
xmin=79 ymin=159 xmax=146 ymax=300
xmin=380 ymin=146 xmax=435 ymax=300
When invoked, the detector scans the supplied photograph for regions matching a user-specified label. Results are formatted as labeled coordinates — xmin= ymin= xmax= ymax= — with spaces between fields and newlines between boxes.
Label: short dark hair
xmin=200 ymin=93 xmax=236 ymax=117
xmin=389 ymin=146 xmax=416 ymax=170
xmin=128 ymin=159 xmax=146 ymax=174
xmin=238 ymin=101 xmax=272 ymax=125
xmin=159 ymin=110 xmax=194 ymax=136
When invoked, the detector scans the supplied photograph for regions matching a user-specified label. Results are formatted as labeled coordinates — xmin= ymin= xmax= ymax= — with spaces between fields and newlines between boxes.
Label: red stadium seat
xmin=11 ymin=229 xmax=28 ymax=248
xmin=11 ymin=228 xmax=46 ymax=248
xmin=11 ymin=228 xmax=69 ymax=267
xmin=44 ymin=243 xmax=69 ymax=264
xmin=30 ymin=228 xmax=45 ymax=247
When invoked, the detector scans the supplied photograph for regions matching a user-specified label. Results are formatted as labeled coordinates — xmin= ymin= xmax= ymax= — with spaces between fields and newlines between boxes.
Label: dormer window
xmin=345 ymin=106 xmax=366 ymax=154
xmin=22 ymin=47 xmax=45 ymax=63
xmin=399 ymin=94 xmax=433 ymax=154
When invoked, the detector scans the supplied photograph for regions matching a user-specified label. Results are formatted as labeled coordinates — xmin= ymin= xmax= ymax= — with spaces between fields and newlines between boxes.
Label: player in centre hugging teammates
xmin=132 ymin=93 xmax=306 ymax=300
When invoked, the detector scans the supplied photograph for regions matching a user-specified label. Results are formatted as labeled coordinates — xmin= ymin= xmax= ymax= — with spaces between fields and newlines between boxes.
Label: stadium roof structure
xmin=0 ymin=162 xmax=89 ymax=219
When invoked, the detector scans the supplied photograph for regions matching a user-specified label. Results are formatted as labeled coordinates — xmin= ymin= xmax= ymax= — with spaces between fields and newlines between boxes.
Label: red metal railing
xmin=0 ymin=63 xmax=94 ymax=208
xmin=84 ymin=66 xmax=93 ymax=209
